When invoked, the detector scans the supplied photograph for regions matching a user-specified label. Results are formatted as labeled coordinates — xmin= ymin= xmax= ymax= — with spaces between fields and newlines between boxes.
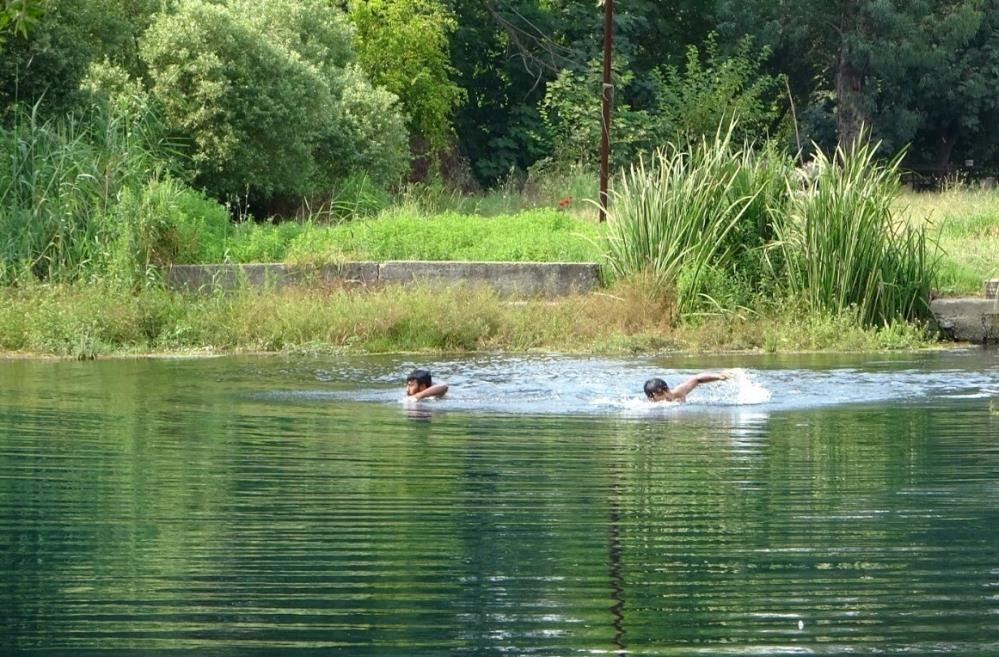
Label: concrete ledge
xmin=378 ymin=261 xmax=599 ymax=296
xmin=167 ymin=261 xmax=600 ymax=297
xmin=930 ymin=298 xmax=999 ymax=344
xmin=167 ymin=263 xmax=380 ymax=292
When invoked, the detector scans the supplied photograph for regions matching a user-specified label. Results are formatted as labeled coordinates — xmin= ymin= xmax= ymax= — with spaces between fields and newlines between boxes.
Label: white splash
xmin=726 ymin=368 xmax=773 ymax=405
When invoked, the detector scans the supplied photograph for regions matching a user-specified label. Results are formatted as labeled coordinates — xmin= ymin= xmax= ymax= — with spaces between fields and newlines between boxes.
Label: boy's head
xmin=406 ymin=369 xmax=433 ymax=396
xmin=644 ymin=377 xmax=669 ymax=401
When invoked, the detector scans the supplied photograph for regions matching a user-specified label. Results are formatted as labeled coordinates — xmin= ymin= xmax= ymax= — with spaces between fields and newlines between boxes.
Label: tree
xmin=139 ymin=0 xmax=408 ymax=209
xmin=717 ymin=0 xmax=999 ymax=168
xmin=872 ymin=0 xmax=999 ymax=169
xmin=0 ymin=0 xmax=155 ymax=118
xmin=348 ymin=0 xmax=465 ymax=156
xmin=0 ymin=0 xmax=43 ymax=42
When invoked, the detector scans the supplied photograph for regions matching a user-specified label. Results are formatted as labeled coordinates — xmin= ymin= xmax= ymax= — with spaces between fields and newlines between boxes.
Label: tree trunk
xmin=934 ymin=126 xmax=958 ymax=171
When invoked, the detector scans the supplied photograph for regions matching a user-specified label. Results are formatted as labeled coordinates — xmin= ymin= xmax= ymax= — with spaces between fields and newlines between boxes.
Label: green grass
xmin=213 ymin=208 xmax=605 ymax=264
xmin=396 ymin=162 xmax=600 ymax=218
xmin=0 ymin=101 xmax=169 ymax=284
xmin=0 ymin=279 xmax=938 ymax=359
xmin=898 ymin=187 xmax=999 ymax=296
xmin=770 ymin=138 xmax=934 ymax=325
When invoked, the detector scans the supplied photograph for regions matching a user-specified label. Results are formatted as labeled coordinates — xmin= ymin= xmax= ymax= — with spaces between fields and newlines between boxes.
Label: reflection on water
xmin=1 ymin=350 xmax=998 ymax=655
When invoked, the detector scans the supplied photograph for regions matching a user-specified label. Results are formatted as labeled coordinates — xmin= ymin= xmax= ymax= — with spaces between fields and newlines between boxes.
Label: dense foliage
xmin=0 ymin=0 xmax=992 ymax=342
xmin=3 ymin=0 xmax=996 ymax=190
xmin=348 ymin=0 xmax=465 ymax=156
xmin=139 ymin=0 xmax=408 ymax=207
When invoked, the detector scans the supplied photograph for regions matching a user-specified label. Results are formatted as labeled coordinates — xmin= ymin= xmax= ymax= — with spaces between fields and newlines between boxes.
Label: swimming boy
xmin=644 ymin=371 xmax=730 ymax=403
xmin=405 ymin=369 xmax=449 ymax=400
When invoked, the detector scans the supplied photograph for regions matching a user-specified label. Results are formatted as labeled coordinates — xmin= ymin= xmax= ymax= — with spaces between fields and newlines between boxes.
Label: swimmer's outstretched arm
xmin=412 ymin=383 xmax=448 ymax=400
xmin=670 ymin=371 xmax=729 ymax=399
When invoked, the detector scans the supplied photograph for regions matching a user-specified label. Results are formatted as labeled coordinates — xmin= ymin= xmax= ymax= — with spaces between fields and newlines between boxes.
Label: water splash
xmin=258 ymin=351 xmax=999 ymax=416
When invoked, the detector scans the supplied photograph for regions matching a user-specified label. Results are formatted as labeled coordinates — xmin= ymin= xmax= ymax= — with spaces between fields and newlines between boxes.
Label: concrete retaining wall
xmin=930 ymin=298 xmax=999 ymax=344
xmin=167 ymin=261 xmax=600 ymax=297
xmin=167 ymin=265 xmax=997 ymax=343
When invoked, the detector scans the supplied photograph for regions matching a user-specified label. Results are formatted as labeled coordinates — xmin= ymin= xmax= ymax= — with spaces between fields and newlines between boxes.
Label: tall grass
xmin=397 ymin=162 xmax=599 ymax=218
xmin=0 ymin=280 xmax=933 ymax=359
xmin=768 ymin=138 xmax=937 ymax=325
xmin=204 ymin=209 xmax=604 ymax=264
xmin=602 ymin=126 xmax=772 ymax=314
xmin=899 ymin=187 xmax=999 ymax=295
xmin=0 ymin=101 xmax=167 ymax=284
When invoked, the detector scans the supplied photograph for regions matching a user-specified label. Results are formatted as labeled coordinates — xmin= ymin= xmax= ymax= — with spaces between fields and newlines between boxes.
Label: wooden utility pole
xmin=598 ymin=0 xmax=613 ymax=222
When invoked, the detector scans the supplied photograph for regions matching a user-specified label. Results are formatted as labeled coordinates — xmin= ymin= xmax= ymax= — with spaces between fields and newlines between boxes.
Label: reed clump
xmin=604 ymin=126 xmax=938 ymax=327
xmin=768 ymin=138 xmax=935 ymax=326
xmin=603 ymin=125 xmax=772 ymax=316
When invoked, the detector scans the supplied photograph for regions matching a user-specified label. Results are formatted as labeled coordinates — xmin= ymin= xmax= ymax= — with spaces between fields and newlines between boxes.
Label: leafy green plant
xmin=602 ymin=125 xmax=763 ymax=314
xmin=541 ymin=59 xmax=654 ymax=169
xmin=139 ymin=0 xmax=408 ymax=210
xmin=652 ymin=34 xmax=785 ymax=147
xmin=348 ymin=0 xmax=464 ymax=154
xmin=0 ymin=99 xmax=166 ymax=283
xmin=767 ymin=136 xmax=938 ymax=325
xmin=327 ymin=172 xmax=393 ymax=221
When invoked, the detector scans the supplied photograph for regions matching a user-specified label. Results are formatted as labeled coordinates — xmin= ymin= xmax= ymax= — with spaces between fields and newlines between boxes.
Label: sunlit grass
xmin=0 ymin=279 xmax=937 ymax=359
xmin=897 ymin=187 xmax=999 ymax=296
xmin=219 ymin=208 xmax=605 ymax=264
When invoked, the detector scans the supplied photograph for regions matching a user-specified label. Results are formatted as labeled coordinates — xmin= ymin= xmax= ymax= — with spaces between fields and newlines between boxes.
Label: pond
xmin=2 ymin=349 xmax=998 ymax=655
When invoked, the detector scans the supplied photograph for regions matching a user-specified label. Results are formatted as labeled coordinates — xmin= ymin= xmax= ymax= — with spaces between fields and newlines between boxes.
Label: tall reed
xmin=768 ymin=137 xmax=937 ymax=325
xmin=0 ymin=100 xmax=166 ymax=284
xmin=602 ymin=125 xmax=766 ymax=314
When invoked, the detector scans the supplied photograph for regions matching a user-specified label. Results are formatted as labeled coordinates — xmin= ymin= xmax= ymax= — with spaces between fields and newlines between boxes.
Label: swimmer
xmin=644 ymin=370 xmax=731 ymax=403
xmin=405 ymin=368 xmax=449 ymax=400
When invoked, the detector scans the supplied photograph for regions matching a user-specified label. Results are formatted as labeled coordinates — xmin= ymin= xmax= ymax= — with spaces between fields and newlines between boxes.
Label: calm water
xmin=1 ymin=350 xmax=998 ymax=656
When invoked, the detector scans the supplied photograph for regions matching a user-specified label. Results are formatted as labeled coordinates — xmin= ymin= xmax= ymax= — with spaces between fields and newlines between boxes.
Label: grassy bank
xmin=216 ymin=208 xmax=603 ymax=264
xmin=0 ymin=281 xmax=932 ymax=360
xmin=899 ymin=188 xmax=999 ymax=295
xmin=1 ymin=109 xmax=994 ymax=359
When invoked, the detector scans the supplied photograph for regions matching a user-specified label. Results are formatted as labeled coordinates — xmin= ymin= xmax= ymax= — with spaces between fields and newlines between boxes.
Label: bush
xmin=140 ymin=0 xmax=408 ymax=210
xmin=601 ymin=126 xmax=766 ymax=313
xmin=652 ymin=35 xmax=785 ymax=147
xmin=140 ymin=0 xmax=330 ymax=203
xmin=348 ymin=0 xmax=464 ymax=154
xmin=767 ymin=136 xmax=937 ymax=325
xmin=0 ymin=0 xmax=154 ymax=120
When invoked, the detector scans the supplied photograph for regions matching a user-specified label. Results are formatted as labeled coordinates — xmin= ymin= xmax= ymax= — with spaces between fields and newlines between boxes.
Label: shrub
xmin=601 ymin=126 xmax=764 ymax=313
xmin=348 ymin=0 xmax=465 ymax=154
xmin=652 ymin=34 xmax=785 ymax=147
xmin=0 ymin=0 xmax=153 ymax=119
xmin=541 ymin=60 xmax=654 ymax=169
xmin=140 ymin=0 xmax=330 ymax=203
xmin=139 ymin=0 xmax=408 ymax=210
xmin=767 ymin=136 xmax=938 ymax=325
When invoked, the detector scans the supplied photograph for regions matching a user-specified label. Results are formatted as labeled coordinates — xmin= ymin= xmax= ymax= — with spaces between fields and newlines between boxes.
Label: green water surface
xmin=1 ymin=353 xmax=997 ymax=656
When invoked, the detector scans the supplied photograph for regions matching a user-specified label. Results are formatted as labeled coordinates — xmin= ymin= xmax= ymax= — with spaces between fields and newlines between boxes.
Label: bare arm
xmin=669 ymin=371 xmax=728 ymax=400
xmin=412 ymin=383 xmax=448 ymax=400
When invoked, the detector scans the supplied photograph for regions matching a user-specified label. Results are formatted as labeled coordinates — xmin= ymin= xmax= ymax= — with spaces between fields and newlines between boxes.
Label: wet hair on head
xmin=644 ymin=377 xmax=669 ymax=399
xmin=407 ymin=369 xmax=432 ymax=386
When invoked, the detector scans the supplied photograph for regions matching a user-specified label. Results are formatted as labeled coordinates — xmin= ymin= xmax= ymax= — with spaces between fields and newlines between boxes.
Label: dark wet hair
xmin=644 ymin=377 xmax=669 ymax=399
xmin=407 ymin=369 xmax=432 ymax=386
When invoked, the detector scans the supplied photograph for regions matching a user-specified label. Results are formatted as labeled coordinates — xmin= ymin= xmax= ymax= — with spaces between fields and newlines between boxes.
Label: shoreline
xmin=0 ymin=281 xmax=979 ymax=360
